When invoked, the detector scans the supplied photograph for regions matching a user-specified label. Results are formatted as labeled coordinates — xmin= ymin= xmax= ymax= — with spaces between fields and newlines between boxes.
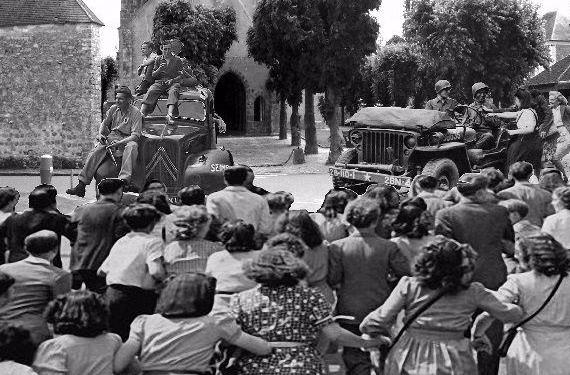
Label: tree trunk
xmin=279 ymin=96 xmax=287 ymax=140
xmin=325 ymin=85 xmax=343 ymax=164
xmin=290 ymin=103 xmax=301 ymax=147
xmin=304 ymin=89 xmax=318 ymax=154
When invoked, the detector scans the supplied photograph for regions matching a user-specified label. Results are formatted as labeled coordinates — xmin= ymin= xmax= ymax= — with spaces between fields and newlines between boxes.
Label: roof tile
xmin=0 ymin=0 xmax=104 ymax=28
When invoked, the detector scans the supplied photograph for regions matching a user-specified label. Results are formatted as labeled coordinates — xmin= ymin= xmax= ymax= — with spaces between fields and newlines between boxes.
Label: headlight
xmin=349 ymin=130 xmax=363 ymax=146
xmin=404 ymin=135 xmax=417 ymax=148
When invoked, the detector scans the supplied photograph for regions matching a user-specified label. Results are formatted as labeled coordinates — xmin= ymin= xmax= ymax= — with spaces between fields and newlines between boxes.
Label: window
xmin=254 ymin=96 xmax=264 ymax=122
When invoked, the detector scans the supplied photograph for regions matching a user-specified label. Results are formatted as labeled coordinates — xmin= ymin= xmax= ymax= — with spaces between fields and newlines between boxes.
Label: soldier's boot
xmin=66 ymin=181 xmax=86 ymax=197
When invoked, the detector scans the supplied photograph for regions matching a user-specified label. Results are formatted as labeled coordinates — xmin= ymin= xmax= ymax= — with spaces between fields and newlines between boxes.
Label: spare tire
xmin=422 ymin=158 xmax=459 ymax=190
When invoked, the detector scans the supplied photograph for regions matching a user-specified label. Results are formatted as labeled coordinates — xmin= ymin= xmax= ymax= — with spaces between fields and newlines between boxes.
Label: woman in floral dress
xmin=230 ymin=249 xmax=384 ymax=375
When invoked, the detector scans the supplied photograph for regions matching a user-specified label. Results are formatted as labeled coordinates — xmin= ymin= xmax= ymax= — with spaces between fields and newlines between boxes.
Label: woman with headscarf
xmin=542 ymin=91 xmax=570 ymax=179
xmin=473 ymin=233 xmax=570 ymax=375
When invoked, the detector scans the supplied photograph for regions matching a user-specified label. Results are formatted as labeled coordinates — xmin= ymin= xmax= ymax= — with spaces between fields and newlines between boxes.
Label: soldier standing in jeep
xmin=424 ymin=80 xmax=458 ymax=114
xmin=67 ymin=86 xmax=142 ymax=197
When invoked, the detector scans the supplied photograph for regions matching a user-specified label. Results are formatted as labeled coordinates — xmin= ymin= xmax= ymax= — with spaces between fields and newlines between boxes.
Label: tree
xmin=369 ymin=42 xmax=422 ymax=107
xmin=152 ymin=0 xmax=237 ymax=88
xmin=247 ymin=0 xmax=322 ymax=147
xmin=100 ymin=57 xmax=118 ymax=115
xmin=314 ymin=0 xmax=381 ymax=163
xmin=404 ymin=0 xmax=550 ymax=105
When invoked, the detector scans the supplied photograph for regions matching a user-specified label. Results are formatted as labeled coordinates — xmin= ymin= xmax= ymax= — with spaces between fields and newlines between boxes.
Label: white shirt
xmin=542 ymin=209 xmax=570 ymax=249
xmin=99 ymin=232 xmax=163 ymax=290
xmin=205 ymin=250 xmax=259 ymax=293
xmin=553 ymin=106 xmax=564 ymax=128
xmin=206 ymin=186 xmax=272 ymax=234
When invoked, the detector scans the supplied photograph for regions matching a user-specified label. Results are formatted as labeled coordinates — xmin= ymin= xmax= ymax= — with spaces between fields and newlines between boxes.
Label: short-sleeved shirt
xmin=542 ymin=209 xmax=570 ymax=249
xmin=129 ymin=313 xmax=241 ymax=373
xmin=360 ymin=276 xmax=523 ymax=335
xmin=205 ymin=249 xmax=259 ymax=293
xmin=152 ymin=54 xmax=184 ymax=81
xmin=101 ymin=104 xmax=142 ymax=138
xmin=0 ymin=361 xmax=37 ymax=375
xmin=230 ymin=285 xmax=333 ymax=374
xmin=33 ymin=333 xmax=122 ymax=375
xmin=98 ymin=232 xmax=163 ymax=290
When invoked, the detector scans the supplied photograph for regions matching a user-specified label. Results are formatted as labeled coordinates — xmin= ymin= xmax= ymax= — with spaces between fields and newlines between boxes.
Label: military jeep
xmin=97 ymin=87 xmax=233 ymax=195
xmin=330 ymin=106 xmax=509 ymax=193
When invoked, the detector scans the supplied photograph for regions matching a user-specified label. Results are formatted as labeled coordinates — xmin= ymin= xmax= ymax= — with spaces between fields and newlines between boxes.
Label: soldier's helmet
xmin=435 ymin=80 xmax=452 ymax=93
xmin=471 ymin=82 xmax=489 ymax=98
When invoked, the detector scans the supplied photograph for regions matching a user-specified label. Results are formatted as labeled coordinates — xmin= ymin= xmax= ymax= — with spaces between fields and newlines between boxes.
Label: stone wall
xmin=0 ymin=23 xmax=101 ymax=167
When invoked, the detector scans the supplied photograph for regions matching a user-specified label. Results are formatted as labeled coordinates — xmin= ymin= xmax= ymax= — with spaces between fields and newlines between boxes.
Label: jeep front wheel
xmin=421 ymin=158 xmax=459 ymax=190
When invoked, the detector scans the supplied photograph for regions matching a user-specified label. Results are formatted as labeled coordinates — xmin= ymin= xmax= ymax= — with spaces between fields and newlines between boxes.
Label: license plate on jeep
xmin=329 ymin=167 xmax=412 ymax=188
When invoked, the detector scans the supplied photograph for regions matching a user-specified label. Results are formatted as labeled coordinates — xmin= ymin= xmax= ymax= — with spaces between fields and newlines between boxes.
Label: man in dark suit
xmin=329 ymin=197 xmax=410 ymax=375
xmin=435 ymin=175 xmax=514 ymax=375
xmin=0 ymin=185 xmax=74 ymax=267
xmin=0 ymin=230 xmax=71 ymax=344
xmin=69 ymin=178 xmax=128 ymax=293
xmin=497 ymin=161 xmax=554 ymax=226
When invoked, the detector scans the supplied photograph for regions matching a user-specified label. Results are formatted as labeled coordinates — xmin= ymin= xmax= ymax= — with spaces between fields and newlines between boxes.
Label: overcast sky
xmin=84 ymin=0 xmax=570 ymax=58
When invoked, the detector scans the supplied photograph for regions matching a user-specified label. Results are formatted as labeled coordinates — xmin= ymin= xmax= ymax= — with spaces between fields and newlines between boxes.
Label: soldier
xmin=140 ymin=39 xmax=184 ymax=124
xmin=468 ymin=82 xmax=500 ymax=150
xmin=67 ymin=86 xmax=142 ymax=197
xmin=424 ymin=80 xmax=458 ymax=113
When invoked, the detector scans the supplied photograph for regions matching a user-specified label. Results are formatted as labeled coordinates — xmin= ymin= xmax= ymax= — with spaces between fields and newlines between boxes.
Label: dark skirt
xmin=507 ymin=133 xmax=542 ymax=173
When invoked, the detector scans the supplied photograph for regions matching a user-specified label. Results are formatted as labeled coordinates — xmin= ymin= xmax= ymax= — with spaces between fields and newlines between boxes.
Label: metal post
xmin=40 ymin=155 xmax=53 ymax=185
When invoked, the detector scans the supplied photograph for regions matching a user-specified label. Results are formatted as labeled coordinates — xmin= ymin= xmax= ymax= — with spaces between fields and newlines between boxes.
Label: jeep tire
xmin=332 ymin=148 xmax=368 ymax=193
xmin=422 ymin=158 xmax=459 ymax=191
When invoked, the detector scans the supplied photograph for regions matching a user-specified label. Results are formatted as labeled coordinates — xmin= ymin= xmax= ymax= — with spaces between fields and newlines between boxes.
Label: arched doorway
xmin=214 ymin=72 xmax=246 ymax=134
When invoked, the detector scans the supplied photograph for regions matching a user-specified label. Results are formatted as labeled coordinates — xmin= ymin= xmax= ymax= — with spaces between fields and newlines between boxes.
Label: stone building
xmin=118 ymin=0 xmax=276 ymax=135
xmin=0 ymin=0 xmax=103 ymax=167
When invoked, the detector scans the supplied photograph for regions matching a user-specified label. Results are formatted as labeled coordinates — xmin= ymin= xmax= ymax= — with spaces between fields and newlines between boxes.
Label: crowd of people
xmin=0 ymin=160 xmax=569 ymax=375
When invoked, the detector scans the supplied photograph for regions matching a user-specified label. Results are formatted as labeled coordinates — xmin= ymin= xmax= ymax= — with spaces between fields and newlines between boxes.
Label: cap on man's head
xmin=24 ymin=230 xmax=59 ymax=256
xmin=456 ymin=175 xmax=488 ymax=196
xmin=435 ymin=80 xmax=451 ymax=93
xmin=97 ymin=178 xmax=124 ymax=196
xmin=115 ymin=85 xmax=132 ymax=97
xmin=472 ymin=82 xmax=489 ymax=98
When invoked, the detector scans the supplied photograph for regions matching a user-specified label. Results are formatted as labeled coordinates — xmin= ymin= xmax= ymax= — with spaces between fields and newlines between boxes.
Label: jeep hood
xmin=346 ymin=107 xmax=456 ymax=131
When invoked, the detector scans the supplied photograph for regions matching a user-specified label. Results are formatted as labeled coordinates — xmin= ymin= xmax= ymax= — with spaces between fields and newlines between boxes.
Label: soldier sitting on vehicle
xmin=140 ymin=39 xmax=184 ymax=124
xmin=67 ymin=86 xmax=142 ymax=197
xmin=467 ymin=82 xmax=504 ymax=150
xmin=425 ymin=80 xmax=458 ymax=114
xmin=134 ymin=41 xmax=157 ymax=96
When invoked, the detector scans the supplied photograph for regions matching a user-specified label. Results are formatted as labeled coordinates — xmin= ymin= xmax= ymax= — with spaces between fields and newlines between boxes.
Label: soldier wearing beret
xmin=67 ymin=86 xmax=142 ymax=197
xmin=424 ymin=80 xmax=458 ymax=113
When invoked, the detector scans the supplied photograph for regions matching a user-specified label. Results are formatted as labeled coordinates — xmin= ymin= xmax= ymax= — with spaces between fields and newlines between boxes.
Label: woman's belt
xmin=269 ymin=341 xmax=309 ymax=348
xmin=406 ymin=328 xmax=465 ymax=340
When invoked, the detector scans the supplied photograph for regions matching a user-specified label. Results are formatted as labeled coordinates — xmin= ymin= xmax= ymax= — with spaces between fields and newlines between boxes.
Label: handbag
xmin=373 ymin=286 xmax=449 ymax=373
xmin=498 ymin=274 xmax=564 ymax=357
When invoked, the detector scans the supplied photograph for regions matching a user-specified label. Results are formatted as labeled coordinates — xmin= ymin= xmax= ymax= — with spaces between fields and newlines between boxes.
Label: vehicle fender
xmin=409 ymin=144 xmax=471 ymax=175
xmin=183 ymin=148 xmax=234 ymax=194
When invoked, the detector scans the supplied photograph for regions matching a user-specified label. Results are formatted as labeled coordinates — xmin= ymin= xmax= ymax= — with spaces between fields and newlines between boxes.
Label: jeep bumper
xmin=329 ymin=167 xmax=412 ymax=188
